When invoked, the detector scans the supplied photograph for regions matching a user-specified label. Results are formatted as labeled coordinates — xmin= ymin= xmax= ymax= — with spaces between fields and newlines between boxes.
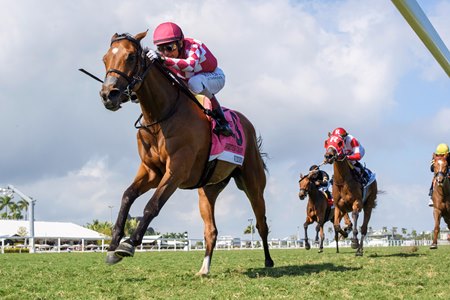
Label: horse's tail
xmin=372 ymin=188 xmax=386 ymax=209
xmin=257 ymin=135 xmax=269 ymax=172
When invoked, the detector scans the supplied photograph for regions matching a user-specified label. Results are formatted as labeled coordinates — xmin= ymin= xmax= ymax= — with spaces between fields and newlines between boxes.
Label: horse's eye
xmin=127 ymin=54 xmax=136 ymax=62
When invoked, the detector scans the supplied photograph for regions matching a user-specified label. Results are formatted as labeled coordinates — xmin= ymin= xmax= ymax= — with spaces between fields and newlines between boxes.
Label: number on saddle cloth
xmin=194 ymin=94 xmax=246 ymax=166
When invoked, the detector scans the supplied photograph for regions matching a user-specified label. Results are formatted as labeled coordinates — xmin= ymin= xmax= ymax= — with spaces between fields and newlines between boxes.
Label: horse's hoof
xmin=341 ymin=232 xmax=348 ymax=239
xmin=305 ymin=243 xmax=311 ymax=250
xmin=105 ymin=251 xmax=123 ymax=265
xmin=355 ymin=251 xmax=363 ymax=257
xmin=265 ymin=259 xmax=274 ymax=268
xmin=351 ymin=240 xmax=359 ymax=249
xmin=430 ymin=244 xmax=438 ymax=250
xmin=115 ymin=241 xmax=135 ymax=258
xmin=318 ymin=249 xmax=323 ymax=253
xmin=195 ymin=271 xmax=209 ymax=277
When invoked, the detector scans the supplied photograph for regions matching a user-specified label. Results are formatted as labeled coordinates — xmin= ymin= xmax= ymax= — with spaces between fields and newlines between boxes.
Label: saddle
xmin=195 ymin=95 xmax=247 ymax=166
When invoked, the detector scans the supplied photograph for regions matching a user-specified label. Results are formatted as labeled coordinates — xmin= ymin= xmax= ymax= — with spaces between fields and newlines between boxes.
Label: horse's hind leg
xmin=235 ymin=162 xmax=274 ymax=268
xmin=196 ymin=180 xmax=230 ymax=276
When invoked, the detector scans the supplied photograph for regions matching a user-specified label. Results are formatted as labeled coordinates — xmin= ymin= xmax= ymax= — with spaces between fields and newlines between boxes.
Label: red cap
xmin=153 ymin=22 xmax=184 ymax=45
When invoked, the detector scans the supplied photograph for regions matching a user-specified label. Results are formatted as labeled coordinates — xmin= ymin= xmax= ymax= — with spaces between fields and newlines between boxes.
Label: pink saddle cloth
xmin=197 ymin=95 xmax=246 ymax=166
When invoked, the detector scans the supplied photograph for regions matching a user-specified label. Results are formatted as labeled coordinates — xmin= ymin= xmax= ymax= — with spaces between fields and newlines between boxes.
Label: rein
xmin=107 ymin=34 xmax=209 ymax=128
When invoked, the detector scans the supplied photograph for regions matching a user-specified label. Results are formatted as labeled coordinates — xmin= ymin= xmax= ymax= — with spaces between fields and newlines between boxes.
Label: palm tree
xmin=17 ymin=199 xmax=29 ymax=220
xmin=124 ymin=218 xmax=139 ymax=236
xmin=243 ymin=225 xmax=255 ymax=235
xmin=0 ymin=196 xmax=14 ymax=217
xmin=85 ymin=219 xmax=112 ymax=236
xmin=9 ymin=203 xmax=23 ymax=220
xmin=401 ymin=228 xmax=408 ymax=239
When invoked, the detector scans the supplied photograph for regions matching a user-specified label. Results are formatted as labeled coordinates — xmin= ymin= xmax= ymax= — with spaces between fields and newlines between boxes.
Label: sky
xmin=1 ymin=0 xmax=449 ymax=240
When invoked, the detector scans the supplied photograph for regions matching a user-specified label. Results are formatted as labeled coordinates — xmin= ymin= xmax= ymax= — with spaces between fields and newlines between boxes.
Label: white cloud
xmin=1 ymin=0 xmax=449 ymax=240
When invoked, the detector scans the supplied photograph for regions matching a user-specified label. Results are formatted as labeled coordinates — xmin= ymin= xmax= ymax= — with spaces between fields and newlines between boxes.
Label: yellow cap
xmin=435 ymin=143 xmax=449 ymax=155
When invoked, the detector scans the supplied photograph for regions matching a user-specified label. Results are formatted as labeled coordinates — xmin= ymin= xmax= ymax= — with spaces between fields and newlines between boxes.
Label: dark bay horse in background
xmin=430 ymin=154 xmax=450 ymax=249
xmin=324 ymin=134 xmax=378 ymax=256
xmin=298 ymin=172 xmax=352 ymax=253
xmin=99 ymin=31 xmax=273 ymax=275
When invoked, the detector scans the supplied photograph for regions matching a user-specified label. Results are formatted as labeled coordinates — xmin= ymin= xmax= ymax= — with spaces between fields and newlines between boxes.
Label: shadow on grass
xmin=244 ymin=263 xmax=361 ymax=278
xmin=367 ymin=252 xmax=422 ymax=258
xmin=124 ymin=277 xmax=148 ymax=283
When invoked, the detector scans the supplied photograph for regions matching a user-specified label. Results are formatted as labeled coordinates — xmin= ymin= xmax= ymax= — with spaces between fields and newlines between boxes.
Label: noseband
xmin=434 ymin=158 xmax=449 ymax=185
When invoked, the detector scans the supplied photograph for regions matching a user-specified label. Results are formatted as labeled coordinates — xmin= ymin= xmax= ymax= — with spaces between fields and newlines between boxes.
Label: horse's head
xmin=100 ymin=31 xmax=149 ymax=111
xmin=324 ymin=134 xmax=345 ymax=164
xmin=433 ymin=153 xmax=449 ymax=186
xmin=298 ymin=173 xmax=313 ymax=200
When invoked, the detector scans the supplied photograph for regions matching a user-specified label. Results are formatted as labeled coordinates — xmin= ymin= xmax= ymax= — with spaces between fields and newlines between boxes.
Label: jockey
xmin=428 ymin=143 xmax=450 ymax=207
xmin=309 ymin=165 xmax=333 ymax=205
xmin=147 ymin=22 xmax=232 ymax=137
xmin=331 ymin=127 xmax=369 ymax=184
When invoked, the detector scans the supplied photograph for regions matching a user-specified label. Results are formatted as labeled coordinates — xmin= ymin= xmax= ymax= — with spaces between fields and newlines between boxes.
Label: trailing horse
xmin=430 ymin=153 xmax=450 ymax=249
xmin=298 ymin=172 xmax=352 ymax=253
xmin=98 ymin=31 xmax=274 ymax=275
xmin=324 ymin=134 xmax=378 ymax=256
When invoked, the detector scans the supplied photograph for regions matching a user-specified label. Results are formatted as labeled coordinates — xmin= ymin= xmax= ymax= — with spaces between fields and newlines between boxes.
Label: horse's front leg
xmin=314 ymin=223 xmax=320 ymax=244
xmin=106 ymin=166 xmax=156 ymax=265
xmin=430 ymin=208 xmax=442 ymax=249
xmin=196 ymin=181 xmax=229 ymax=276
xmin=342 ymin=213 xmax=353 ymax=235
xmin=114 ymin=172 xmax=180 ymax=258
xmin=333 ymin=206 xmax=346 ymax=253
xmin=318 ymin=222 xmax=325 ymax=253
xmin=304 ymin=219 xmax=312 ymax=250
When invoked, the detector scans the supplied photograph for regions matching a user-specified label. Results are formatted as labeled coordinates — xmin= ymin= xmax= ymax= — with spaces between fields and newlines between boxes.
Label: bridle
xmin=434 ymin=156 xmax=449 ymax=186
xmin=103 ymin=32 xmax=209 ymax=128
xmin=106 ymin=34 xmax=150 ymax=103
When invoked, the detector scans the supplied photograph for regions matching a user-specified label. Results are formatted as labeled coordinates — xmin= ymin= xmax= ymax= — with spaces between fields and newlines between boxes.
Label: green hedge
xmin=3 ymin=247 xmax=30 ymax=253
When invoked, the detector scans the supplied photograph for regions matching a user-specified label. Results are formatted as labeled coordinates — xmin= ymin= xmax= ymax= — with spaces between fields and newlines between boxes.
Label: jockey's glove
xmin=146 ymin=49 xmax=165 ymax=62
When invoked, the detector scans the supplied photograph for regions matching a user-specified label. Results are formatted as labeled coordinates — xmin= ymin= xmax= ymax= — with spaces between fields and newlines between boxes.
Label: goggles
xmin=157 ymin=42 xmax=178 ymax=53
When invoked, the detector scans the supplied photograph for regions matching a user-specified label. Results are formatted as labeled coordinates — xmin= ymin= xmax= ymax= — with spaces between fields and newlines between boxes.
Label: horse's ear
xmin=135 ymin=30 xmax=148 ymax=42
xmin=328 ymin=132 xmax=331 ymax=137
xmin=111 ymin=33 xmax=119 ymax=42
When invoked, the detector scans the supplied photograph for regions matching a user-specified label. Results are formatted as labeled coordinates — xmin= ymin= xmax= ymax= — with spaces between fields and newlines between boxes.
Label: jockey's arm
xmin=164 ymin=44 xmax=201 ymax=72
xmin=347 ymin=152 xmax=361 ymax=161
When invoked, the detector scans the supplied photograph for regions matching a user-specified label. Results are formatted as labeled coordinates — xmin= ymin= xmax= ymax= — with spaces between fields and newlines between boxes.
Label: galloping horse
xmin=324 ymin=134 xmax=378 ymax=256
xmin=430 ymin=154 xmax=450 ymax=249
xmin=298 ymin=172 xmax=352 ymax=253
xmin=99 ymin=31 xmax=274 ymax=275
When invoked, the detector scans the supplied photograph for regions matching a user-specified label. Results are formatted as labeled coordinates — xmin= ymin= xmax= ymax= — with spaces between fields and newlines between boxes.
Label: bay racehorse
xmin=99 ymin=31 xmax=274 ymax=275
xmin=298 ymin=171 xmax=352 ymax=253
xmin=324 ymin=134 xmax=378 ymax=256
xmin=430 ymin=153 xmax=450 ymax=249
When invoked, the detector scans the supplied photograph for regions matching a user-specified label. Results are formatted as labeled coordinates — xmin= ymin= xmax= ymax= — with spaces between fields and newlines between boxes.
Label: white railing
xmin=1 ymin=236 xmax=447 ymax=253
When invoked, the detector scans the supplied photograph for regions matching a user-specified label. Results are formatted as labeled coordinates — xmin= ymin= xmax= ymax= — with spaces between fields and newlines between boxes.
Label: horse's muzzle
xmin=299 ymin=191 xmax=306 ymax=200
xmin=100 ymin=88 xmax=124 ymax=111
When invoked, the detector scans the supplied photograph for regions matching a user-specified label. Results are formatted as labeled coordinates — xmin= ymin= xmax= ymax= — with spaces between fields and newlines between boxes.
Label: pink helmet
xmin=153 ymin=22 xmax=184 ymax=45
xmin=332 ymin=127 xmax=348 ymax=137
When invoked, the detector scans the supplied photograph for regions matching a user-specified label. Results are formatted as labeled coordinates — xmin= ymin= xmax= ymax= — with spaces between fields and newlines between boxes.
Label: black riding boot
xmin=355 ymin=161 xmax=367 ymax=184
xmin=210 ymin=96 xmax=233 ymax=137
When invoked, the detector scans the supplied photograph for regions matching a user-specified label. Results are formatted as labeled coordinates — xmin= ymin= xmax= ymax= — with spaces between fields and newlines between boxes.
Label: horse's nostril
xmin=109 ymin=89 xmax=121 ymax=99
